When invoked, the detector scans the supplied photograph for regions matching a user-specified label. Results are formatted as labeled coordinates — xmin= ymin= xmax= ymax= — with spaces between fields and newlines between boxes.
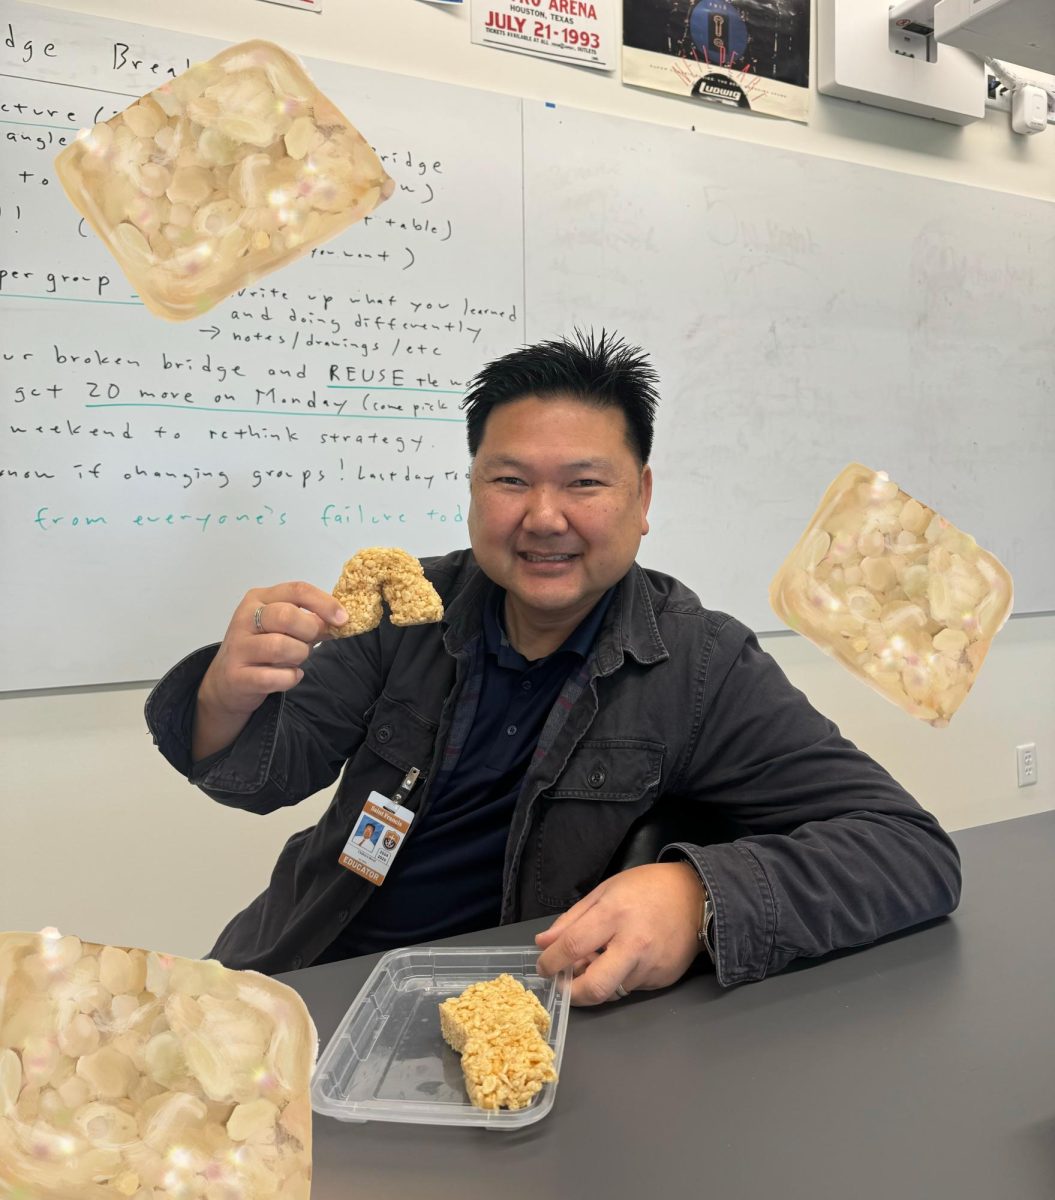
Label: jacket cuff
xmin=144 ymin=645 xmax=221 ymax=778
xmin=660 ymin=840 xmax=777 ymax=987
xmin=144 ymin=644 xmax=283 ymax=794
xmin=193 ymin=689 xmax=284 ymax=795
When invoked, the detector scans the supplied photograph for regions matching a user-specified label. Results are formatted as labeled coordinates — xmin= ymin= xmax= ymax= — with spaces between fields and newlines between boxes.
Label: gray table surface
xmin=281 ymin=810 xmax=1055 ymax=1200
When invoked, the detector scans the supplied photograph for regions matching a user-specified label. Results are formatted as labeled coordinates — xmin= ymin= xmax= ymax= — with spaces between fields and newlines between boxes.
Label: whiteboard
xmin=523 ymin=104 xmax=1055 ymax=633
xmin=2 ymin=3 xmax=1053 ymax=691
xmin=0 ymin=2 xmax=523 ymax=690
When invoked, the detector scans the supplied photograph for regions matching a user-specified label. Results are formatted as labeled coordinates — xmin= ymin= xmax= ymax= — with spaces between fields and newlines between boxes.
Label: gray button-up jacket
xmin=145 ymin=549 xmax=961 ymax=981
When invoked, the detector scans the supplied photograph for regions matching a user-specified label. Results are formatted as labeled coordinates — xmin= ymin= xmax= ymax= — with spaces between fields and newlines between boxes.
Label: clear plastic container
xmin=310 ymin=946 xmax=572 ymax=1129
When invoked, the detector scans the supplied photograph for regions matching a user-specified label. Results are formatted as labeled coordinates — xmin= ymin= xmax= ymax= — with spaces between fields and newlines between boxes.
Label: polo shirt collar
xmin=442 ymin=553 xmax=669 ymax=671
xmin=483 ymin=584 xmax=614 ymax=668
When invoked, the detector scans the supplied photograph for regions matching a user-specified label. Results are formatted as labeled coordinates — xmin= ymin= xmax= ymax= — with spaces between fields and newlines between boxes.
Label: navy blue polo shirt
xmin=321 ymin=584 xmax=614 ymax=961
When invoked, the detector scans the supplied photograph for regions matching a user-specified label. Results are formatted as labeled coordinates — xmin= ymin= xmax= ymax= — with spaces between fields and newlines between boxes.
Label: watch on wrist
xmin=677 ymin=856 xmax=715 ymax=961
xmin=698 ymin=894 xmax=715 ymax=961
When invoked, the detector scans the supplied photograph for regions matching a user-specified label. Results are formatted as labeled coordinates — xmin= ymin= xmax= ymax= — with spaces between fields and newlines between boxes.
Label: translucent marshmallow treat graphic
xmin=0 ymin=929 xmax=317 ymax=1200
xmin=55 ymin=40 xmax=394 ymax=320
xmin=770 ymin=463 xmax=1013 ymax=727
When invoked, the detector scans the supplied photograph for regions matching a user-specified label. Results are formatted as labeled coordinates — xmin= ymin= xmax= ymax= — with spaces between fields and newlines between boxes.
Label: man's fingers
xmin=255 ymin=581 xmax=348 ymax=630
xmin=534 ymin=887 xmax=604 ymax=949
xmin=238 ymin=665 xmax=304 ymax=695
xmin=250 ymin=601 xmax=330 ymax=648
xmin=571 ymin=952 xmax=601 ymax=978
xmin=534 ymin=921 xmax=565 ymax=948
xmin=569 ymin=941 xmax=639 ymax=1007
xmin=244 ymin=633 xmax=312 ymax=669
xmin=536 ymin=903 xmax=613 ymax=979
xmin=249 ymin=601 xmax=335 ymax=644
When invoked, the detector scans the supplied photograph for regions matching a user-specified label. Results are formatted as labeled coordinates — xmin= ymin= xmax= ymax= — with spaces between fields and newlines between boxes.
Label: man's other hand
xmin=534 ymin=862 xmax=706 ymax=1006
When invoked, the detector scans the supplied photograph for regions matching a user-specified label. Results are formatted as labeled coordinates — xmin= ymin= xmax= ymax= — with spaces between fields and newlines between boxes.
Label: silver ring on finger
xmin=253 ymin=605 xmax=266 ymax=634
xmin=613 ymin=982 xmax=630 ymax=1000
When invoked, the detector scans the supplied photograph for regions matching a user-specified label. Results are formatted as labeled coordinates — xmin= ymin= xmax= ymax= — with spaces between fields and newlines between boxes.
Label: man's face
xmin=467 ymin=395 xmax=652 ymax=628
xmin=363 ymin=823 xmax=375 ymax=838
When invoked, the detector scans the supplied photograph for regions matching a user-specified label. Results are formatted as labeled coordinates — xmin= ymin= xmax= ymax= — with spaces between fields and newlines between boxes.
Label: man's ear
xmin=640 ymin=464 xmax=653 ymax=536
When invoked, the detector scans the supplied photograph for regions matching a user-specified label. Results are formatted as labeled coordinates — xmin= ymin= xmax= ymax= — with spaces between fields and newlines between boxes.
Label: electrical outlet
xmin=1016 ymin=743 xmax=1038 ymax=787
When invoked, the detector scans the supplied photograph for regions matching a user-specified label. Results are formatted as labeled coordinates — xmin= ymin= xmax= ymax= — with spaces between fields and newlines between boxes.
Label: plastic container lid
xmin=310 ymin=945 xmax=572 ymax=1129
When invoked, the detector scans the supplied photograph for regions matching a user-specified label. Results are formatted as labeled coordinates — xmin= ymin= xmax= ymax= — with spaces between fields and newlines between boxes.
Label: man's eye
xmin=571 ymin=479 xmax=604 ymax=488
xmin=494 ymin=476 xmax=526 ymax=486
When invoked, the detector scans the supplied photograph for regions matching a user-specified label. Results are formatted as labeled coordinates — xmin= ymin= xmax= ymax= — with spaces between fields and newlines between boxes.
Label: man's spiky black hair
xmin=461 ymin=329 xmax=659 ymax=464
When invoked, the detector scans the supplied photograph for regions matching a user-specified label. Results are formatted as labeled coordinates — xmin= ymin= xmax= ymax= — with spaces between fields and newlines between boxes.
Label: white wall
xmin=3 ymin=0 xmax=1053 ymax=959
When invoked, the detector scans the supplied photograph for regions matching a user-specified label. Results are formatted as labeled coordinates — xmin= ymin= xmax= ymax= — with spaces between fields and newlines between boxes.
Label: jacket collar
xmin=594 ymin=564 xmax=670 ymax=675
xmin=442 ymin=553 xmax=668 ymax=673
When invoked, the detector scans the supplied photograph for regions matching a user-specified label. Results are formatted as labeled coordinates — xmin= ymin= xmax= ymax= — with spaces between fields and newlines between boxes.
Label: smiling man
xmin=466 ymin=391 xmax=653 ymax=660
xmin=146 ymin=331 xmax=961 ymax=1000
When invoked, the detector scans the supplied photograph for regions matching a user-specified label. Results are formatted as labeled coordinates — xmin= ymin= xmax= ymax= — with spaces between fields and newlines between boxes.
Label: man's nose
xmin=522 ymin=486 xmax=569 ymax=535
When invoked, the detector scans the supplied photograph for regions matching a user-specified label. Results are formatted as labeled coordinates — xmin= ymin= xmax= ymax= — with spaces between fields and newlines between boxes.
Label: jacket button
xmin=376 ymin=725 xmax=392 ymax=743
xmin=588 ymin=767 xmax=606 ymax=789
xmin=291 ymin=955 xmax=303 ymax=969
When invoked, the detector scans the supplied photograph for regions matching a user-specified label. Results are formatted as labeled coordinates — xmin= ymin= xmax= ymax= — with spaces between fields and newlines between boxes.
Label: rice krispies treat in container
xmin=0 ymin=928 xmax=316 ymax=1200
xmin=769 ymin=463 xmax=1013 ymax=728
xmin=55 ymin=39 xmax=394 ymax=320
xmin=438 ymin=974 xmax=557 ymax=1112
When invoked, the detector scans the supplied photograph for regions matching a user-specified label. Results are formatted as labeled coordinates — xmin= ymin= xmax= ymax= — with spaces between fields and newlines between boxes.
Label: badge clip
xmin=385 ymin=766 xmax=421 ymax=811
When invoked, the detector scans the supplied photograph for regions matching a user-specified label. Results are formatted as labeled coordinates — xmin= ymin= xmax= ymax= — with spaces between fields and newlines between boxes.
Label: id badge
xmin=338 ymin=791 xmax=415 ymax=886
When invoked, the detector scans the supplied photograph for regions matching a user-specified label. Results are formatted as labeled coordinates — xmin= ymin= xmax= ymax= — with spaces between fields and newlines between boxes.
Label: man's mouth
xmin=518 ymin=552 xmax=578 ymax=563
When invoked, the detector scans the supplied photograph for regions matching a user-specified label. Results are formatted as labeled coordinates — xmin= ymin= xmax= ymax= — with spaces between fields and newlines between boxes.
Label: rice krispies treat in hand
xmin=331 ymin=547 xmax=444 ymax=637
xmin=439 ymin=974 xmax=556 ymax=1111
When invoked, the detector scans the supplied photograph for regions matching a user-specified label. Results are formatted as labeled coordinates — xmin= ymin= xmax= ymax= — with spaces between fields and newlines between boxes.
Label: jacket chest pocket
xmin=337 ymin=693 xmax=439 ymax=814
xmin=534 ymin=739 xmax=664 ymax=909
